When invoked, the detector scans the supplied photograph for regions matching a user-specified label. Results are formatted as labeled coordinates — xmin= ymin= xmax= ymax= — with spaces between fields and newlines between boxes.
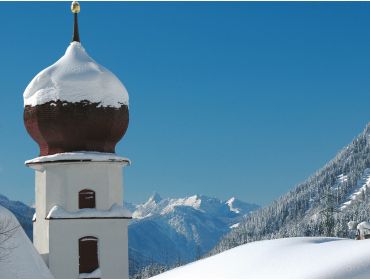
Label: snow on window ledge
xmin=25 ymin=152 xmax=131 ymax=165
xmin=46 ymin=204 xmax=132 ymax=220
xmin=79 ymin=268 xmax=102 ymax=279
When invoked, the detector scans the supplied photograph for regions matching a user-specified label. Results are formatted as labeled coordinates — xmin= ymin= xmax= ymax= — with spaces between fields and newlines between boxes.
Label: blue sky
xmin=1 ymin=2 xmax=370 ymax=206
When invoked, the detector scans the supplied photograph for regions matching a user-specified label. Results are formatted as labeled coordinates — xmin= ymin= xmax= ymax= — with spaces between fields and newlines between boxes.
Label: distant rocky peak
xmin=147 ymin=192 xmax=162 ymax=204
xmin=226 ymin=197 xmax=240 ymax=213
xmin=226 ymin=197 xmax=236 ymax=205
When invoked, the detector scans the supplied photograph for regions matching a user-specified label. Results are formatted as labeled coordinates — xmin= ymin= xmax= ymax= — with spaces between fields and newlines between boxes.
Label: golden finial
xmin=71 ymin=1 xmax=80 ymax=14
xmin=71 ymin=1 xmax=80 ymax=42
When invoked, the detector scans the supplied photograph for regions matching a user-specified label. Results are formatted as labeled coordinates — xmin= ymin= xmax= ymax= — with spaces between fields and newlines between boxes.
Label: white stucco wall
xmin=30 ymin=159 xmax=129 ymax=278
xmin=49 ymin=219 xmax=129 ymax=279
xmin=33 ymin=161 xmax=125 ymax=214
xmin=33 ymin=169 xmax=49 ymax=265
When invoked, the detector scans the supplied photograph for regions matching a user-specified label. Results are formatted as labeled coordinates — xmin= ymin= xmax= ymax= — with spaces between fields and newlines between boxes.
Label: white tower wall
xmin=49 ymin=219 xmax=129 ymax=278
xmin=28 ymin=154 xmax=131 ymax=279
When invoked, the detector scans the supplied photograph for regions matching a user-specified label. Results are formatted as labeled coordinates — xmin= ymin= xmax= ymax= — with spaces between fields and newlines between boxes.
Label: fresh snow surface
xmin=23 ymin=42 xmax=129 ymax=108
xmin=46 ymin=203 xmax=131 ymax=219
xmin=341 ymin=168 xmax=370 ymax=210
xmin=154 ymin=237 xmax=370 ymax=279
xmin=0 ymin=206 xmax=53 ymax=278
xmin=79 ymin=268 xmax=102 ymax=279
xmin=25 ymin=152 xmax=130 ymax=165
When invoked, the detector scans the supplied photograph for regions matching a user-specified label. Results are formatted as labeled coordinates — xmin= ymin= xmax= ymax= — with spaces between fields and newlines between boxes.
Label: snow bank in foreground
xmin=154 ymin=237 xmax=370 ymax=279
xmin=47 ymin=203 xmax=132 ymax=219
xmin=23 ymin=42 xmax=129 ymax=108
xmin=0 ymin=206 xmax=53 ymax=278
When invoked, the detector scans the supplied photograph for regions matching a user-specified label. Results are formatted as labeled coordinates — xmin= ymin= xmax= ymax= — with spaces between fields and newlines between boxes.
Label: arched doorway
xmin=79 ymin=189 xmax=96 ymax=209
xmin=79 ymin=236 xmax=99 ymax=274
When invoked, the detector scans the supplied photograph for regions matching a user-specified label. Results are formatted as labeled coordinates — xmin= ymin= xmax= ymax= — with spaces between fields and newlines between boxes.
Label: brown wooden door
xmin=79 ymin=189 xmax=96 ymax=209
xmin=79 ymin=236 xmax=99 ymax=274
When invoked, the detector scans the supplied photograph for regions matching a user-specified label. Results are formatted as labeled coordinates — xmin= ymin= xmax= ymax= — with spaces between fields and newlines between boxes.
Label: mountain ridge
xmin=127 ymin=192 xmax=259 ymax=273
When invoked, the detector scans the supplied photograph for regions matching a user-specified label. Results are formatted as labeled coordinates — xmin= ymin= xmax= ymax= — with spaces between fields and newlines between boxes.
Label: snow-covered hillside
xmin=213 ymin=122 xmax=370 ymax=255
xmin=155 ymin=237 xmax=370 ymax=278
xmin=0 ymin=206 xmax=52 ymax=278
xmin=128 ymin=193 xmax=258 ymax=275
xmin=340 ymin=168 xmax=370 ymax=210
xmin=0 ymin=195 xmax=34 ymax=238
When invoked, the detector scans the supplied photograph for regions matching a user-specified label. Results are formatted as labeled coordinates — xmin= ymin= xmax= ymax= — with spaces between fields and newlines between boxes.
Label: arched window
xmin=79 ymin=236 xmax=99 ymax=274
xmin=79 ymin=189 xmax=96 ymax=209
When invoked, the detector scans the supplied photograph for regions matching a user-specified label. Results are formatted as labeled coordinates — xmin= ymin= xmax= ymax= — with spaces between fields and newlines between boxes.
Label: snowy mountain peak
xmin=226 ymin=197 xmax=240 ymax=213
xmin=129 ymin=194 xmax=259 ymax=270
xmin=226 ymin=197 xmax=238 ymax=208
xmin=131 ymin=193 xmax=259 ymax=221
xmin=148 ymin=192 xmax=162 ymax=204
xmin=225 ymin=196 xmax=258 ymax=215
xmin=227 ymin=197 xmax=236 ymax=204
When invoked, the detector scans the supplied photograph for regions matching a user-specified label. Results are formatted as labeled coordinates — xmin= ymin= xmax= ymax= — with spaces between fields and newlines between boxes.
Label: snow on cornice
xmin=46 ymin=204 xmax=132 ymax=219
xmin=23 ymin=42 xmax=129 ymax=108
xmin=25 ymin=152 xmax=130 ymax=166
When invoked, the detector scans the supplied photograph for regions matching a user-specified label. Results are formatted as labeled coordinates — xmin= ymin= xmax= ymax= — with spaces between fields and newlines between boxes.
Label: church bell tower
xmin=23 ymin=2 xmax=131 ymax=278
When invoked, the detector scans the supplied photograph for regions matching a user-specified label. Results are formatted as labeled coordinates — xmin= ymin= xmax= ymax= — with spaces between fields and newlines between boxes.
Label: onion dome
xmin=23 ymin=1 xmax=129 ymax=156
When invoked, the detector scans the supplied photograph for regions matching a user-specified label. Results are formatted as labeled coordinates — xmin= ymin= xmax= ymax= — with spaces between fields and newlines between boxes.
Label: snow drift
xmin=0 ymin=206 xmax=52 ymax=278
xmin=154 ymin=237 xmax=370 ymax=279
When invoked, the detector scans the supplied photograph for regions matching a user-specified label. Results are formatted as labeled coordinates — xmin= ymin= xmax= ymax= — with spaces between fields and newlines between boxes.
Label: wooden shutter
xmin=79 ymin=189 xmax=96 ymax=209
xmin=79 ymin=236 xmax=99 ymax=274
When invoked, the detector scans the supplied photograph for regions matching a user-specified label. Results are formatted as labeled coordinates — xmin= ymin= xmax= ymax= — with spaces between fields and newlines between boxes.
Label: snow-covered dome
xmin=23 ymin=6 xmax=129 ymax=157
xmin=23 ymin=42 xmax=129 ymax=108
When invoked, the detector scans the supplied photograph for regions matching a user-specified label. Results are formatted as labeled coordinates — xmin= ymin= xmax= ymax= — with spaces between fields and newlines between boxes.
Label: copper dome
xmin=23 ymin=11 xmax=129 ymax=156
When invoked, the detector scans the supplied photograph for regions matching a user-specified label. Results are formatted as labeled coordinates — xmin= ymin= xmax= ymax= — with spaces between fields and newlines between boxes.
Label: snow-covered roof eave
xmin=46 ymin=204 xmax=132 ymax=220
xmin=25 ymin=152 xmax=131 ymax=170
